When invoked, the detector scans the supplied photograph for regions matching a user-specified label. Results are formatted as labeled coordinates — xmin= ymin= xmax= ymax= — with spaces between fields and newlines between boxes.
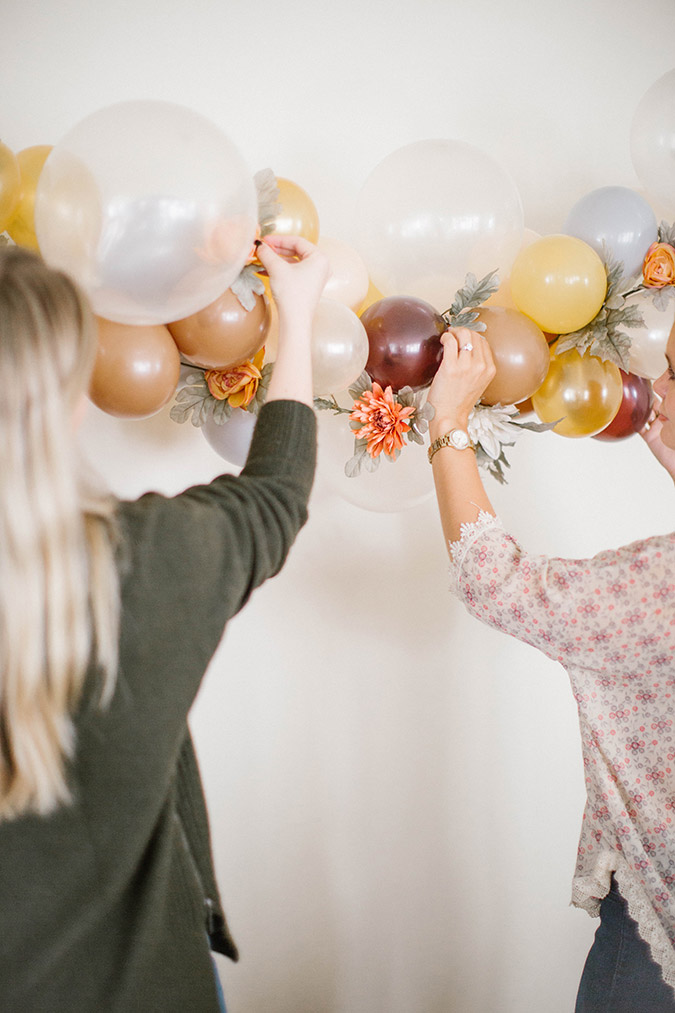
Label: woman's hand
xmin=255 ymin=234 xmax=329 ymax=325
xmin=427 ymin=327 xmax=496 ymax=437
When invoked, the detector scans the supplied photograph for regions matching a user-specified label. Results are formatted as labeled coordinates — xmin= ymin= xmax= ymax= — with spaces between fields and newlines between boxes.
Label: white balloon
xmin=630 ymin=69 xmax=675 ymax=217
xmin=36 ymin=101 xmax=257 ymax=325
xmin=626 ymin=291 xmax=675 ymax=379
xmin=311 ymin=299 xmax=369 ymax=396
xmin=356 ymin=139 xmax=523 ymax=311
xmin=316 ymin=402 xmax=434 ymax=513
xmin=202 ymin=408 xmax=256 ymax=467
xmin=318 ymin=236 xmax=369 ymax=311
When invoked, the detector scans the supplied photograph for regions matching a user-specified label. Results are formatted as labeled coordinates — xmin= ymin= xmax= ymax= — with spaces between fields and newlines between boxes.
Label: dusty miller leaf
xmin=651 ymin=286 xmax=675 ymax=311
xmin=657 ymin=220 xmax=675 ymax=247
xmin=231 ymin=264 xmax=266 ymax=311
xmin=442 ymin=269 xmax=500 ymax=322
xmin=348 ymin=370 xmax=372 ymax=400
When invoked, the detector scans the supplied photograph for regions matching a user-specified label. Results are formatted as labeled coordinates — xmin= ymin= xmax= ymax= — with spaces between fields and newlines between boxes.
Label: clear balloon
xmin=356 ymin=139 xmax=523 ymax=311
xmin=532 ymin=346 xmax=623 ymax=438
xmin=7 ymin=145 xmax=52 ymax=250
xmin=474 ymin=307 xmax=550 ymax=406
xmin=361 ymin=295 xmax=446 ymax=392
xmin=168 ymin=289 xmax=271 ymax=370
xmin=90 ymin=317 xmax=181 ymax=418
xmin=630 ymin=69 xmax=675 ymax=217
xmin=485 ymin=229 xmax=540 ymax=309
xmin=317 ymin=405 xmax=434 ymax=513
xmin=311 ymin=299 xmax=369 ymax=396
xmin=318 ymin=236 xmax=369 ymax=311
xmin=593 ymin=370 xmax=654 ymax=441
xmin=625 ymin=291 xmax=675 ymax=379
xmin=563 ymin=186 xmax=657 ymax=280
xmin=202 ymin=408 xmax=256 ymax=467
xmin=0 ymin=142 xmax=20 ymax=233
xmin=35 ymin=101 xmax=257 ymax=325
xmin=510 ymin=235 xmax=607 ymax=334
xmin=271 ymin=177 xmax=320 ymax=243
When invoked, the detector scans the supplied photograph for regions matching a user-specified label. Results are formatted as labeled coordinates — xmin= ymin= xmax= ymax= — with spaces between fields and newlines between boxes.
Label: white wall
xmin=3 ymin=2 xmax=675 ymax=1010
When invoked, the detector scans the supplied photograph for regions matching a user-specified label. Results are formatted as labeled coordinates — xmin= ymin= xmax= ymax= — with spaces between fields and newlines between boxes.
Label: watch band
xmin=427 ymin=428 xmax=475 ymax=463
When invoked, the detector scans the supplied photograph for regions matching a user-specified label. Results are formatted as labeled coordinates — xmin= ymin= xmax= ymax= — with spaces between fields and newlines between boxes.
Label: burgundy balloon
xmin=593 ymin=369 xmax=654 ymax=441
xmin=360 ymin=295 xmax=446 ymax=391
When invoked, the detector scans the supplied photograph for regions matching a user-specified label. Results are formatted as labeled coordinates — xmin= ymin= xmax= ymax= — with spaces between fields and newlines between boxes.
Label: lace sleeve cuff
xmin=448 ymin=509 xmax=503 ymax=595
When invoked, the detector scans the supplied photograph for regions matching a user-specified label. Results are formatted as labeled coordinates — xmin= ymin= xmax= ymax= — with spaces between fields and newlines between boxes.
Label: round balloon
xmin=563 ymin=186 xmax=657 ymax=281
xmin=356 ymin=139 xmax=523 ymax=311
xmin=168 ymin=288 xmax=270 ymax=369
xmin=90 ymin=318 xmax=181 ymax=418
xmin=361 ymin=295 xmax=446 ymax=392
xmin=202 ymin=407 xmax=256 ymax=467
xmin=311 ymin=299 xmax=369 ymax=396
xmin=35 ymin=101 xmax=257 ymax=325
xmin=316 ymin=402 xmax=434 ymax=513
xmin=593 ymin=370 xmax=654 ymax=441
xmin=625 ymin=291 xmax=675 ymax=379
xmin=532 ymin=346 xmax=623 ymax=438
xmin=510 ymin=235 xmax=607 ymax=334
xmin=474 ymin=306 xmax=550 ymax=406
xmin=359 ymin=279 xmax=384 ymax=315
xmin=0 ymin=142 xmax=20 ymax=233
xmin=318 ymin=236 xmax=369 ymax=311
xmin=271 ymin=177 xmax=319 ymax=243
xmin=630 ymin=69 xmax=675 ymax=216
xmin=7 ymin=145 xmax=52 ymax=250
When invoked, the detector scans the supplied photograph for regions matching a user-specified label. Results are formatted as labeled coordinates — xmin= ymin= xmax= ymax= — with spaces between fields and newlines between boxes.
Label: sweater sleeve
xmin=114 ymin=399 xmax=316 ymax=721
xmin=449 ymin=510 xmax=675 ymax=678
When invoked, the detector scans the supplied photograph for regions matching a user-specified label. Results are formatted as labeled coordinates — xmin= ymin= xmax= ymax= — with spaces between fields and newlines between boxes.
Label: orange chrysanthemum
xmin=205 ymin=347 xmax=265 ymax=409
xmin=349 ymin=382 xmax=415 ymax=459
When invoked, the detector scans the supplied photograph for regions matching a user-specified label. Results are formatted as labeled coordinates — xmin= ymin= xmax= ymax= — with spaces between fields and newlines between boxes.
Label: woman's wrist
xmin=429 ymin=414 xmax=471 ymax=441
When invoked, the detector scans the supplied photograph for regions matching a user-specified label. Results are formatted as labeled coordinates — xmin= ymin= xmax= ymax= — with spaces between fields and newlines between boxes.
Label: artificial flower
xmin=643 ymin=242 xmax=675 ymax=288
xmin=468 ymin=403 xmax=522 ymax=460
xmin=349 ymin=382 xmax=415 ymax=459
xmin=205 ymin=347 xmax=265 ymax=408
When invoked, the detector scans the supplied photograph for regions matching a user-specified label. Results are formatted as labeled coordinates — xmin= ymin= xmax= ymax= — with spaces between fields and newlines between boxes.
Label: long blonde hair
xmin=0 ymin=245 xmax=119 ymax=820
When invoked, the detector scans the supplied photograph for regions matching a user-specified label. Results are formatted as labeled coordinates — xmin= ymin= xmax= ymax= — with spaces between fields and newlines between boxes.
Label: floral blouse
xmin=449 ymin=511 xmax=675 ymax=991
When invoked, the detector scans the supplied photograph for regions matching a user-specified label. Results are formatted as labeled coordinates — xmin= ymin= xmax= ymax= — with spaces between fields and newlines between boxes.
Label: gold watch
xmin=428 ymin=428 xmax=474 ymax=463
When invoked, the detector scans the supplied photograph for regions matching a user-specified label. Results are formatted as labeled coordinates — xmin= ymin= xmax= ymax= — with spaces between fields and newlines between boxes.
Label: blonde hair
xmin=0 ymin=245 xmax=119 ymax=819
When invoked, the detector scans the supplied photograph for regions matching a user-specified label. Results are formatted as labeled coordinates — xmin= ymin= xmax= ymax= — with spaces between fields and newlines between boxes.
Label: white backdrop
xmin=3 ymin=2 xmax=675 ymax=1010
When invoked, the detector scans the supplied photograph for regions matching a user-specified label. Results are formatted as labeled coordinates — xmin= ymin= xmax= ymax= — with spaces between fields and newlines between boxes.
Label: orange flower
xmin=349 ymin=382 xmax=415 ymax=459
xmin=643 ymin=242 xmax=675 ymax=288
xmin=205 ymin=347 xmax=265 ymax=408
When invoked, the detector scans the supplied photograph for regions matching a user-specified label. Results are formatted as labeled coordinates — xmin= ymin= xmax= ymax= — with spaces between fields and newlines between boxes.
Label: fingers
xmin=260 ymin=234 xmax=316 ymax=260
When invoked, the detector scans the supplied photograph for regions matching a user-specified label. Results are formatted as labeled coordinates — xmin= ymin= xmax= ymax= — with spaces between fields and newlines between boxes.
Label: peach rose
xmin=205 ymin=347 xmax=265 ymax=408
xmin=643 ymin=242 xmax=675 ymax=288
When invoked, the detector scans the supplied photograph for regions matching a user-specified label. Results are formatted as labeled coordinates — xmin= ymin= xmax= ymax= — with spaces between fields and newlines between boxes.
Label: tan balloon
xmin=168 ymin=288 xmax=271 ymax=370
xmin=626 ymin=291 xmax=675 ymax=380
xmin=318 ymin=236 xmax=369 ymax=311
xmin=475 ymin=306 xmax=551 ymax=406
xmin=90 ymin=318 xmax=181 ymax=419
xmin=272 ymin=177 xmax=320 ymax=243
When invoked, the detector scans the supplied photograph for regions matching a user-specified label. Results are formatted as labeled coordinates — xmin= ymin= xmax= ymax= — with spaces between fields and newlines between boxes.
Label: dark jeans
xmin=575 ymin=878 xmax=675 ymax=1012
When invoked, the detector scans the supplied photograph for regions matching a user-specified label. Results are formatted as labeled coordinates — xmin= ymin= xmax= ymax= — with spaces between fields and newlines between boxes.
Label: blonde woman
xmin=427 ymin=326 xmax=675 ymax=1011
xmin=0 ymin=236 xmax=327 ymax=1012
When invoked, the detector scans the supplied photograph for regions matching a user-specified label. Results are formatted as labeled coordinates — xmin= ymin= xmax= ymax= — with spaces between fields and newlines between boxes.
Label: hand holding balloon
xmin=427 ymin=329 xmax=496 ymax=434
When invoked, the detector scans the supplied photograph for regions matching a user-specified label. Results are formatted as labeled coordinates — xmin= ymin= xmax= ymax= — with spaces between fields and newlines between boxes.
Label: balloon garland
xmin=0 ymin=79 xmax=673 ymax=509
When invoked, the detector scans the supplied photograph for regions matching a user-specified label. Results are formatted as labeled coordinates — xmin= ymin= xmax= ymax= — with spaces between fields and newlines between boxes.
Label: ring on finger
xmin=460 ymin=342 xmax=473 ymax=352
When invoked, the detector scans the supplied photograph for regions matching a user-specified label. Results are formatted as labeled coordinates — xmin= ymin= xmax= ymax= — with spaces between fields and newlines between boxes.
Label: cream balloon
xmin=311 ymin=299 xmax=369 ymax=396
xmin=318 ymin=236 xmax=370 ymax=311
xmin=626 ymin=292 xmax=675 ymax=379
xmin=202 ymin=408 xmax=256 ymax=467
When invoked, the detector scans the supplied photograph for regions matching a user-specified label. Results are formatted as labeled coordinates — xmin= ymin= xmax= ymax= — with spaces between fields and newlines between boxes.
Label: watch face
xmin=451 ymin=429 xmax=470 ymax=449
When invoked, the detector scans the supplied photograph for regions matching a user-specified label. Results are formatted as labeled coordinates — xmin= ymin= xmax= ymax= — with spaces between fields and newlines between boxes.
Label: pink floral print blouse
xmin=449 ymin=511 xmax=675 ymax=990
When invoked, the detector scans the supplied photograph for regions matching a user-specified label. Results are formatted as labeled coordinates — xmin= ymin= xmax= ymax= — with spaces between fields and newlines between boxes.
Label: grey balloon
xmin=563 ymin=185 xmax=657 ymax=280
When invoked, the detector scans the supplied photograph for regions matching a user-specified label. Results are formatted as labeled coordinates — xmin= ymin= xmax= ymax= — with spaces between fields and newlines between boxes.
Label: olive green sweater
xmin=0 ymin=400 xmax=316 ymax=1012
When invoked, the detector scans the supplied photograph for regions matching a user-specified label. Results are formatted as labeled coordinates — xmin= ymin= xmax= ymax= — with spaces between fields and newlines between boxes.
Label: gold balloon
xmin=90 ymin=318 xmax=181 ymax=419
xmin=0 ymin=141 xmax=20 ymax=233
xmin=6 ymin=145 xmax=52 ymax=250
xmin=475 ymin=306 xmax=550 ymax=406
xmin=272 ymin=177 xmax=320 ymax=243
xmin=532 ymin=345 xmax=623 ymax=438
xmin=168 ymin=288 xmax=271 ymax=369
xmin=510 ymin=234 xmax=607 ymax=335
xmin=358 ymin=278 xmax=384 ymax=315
